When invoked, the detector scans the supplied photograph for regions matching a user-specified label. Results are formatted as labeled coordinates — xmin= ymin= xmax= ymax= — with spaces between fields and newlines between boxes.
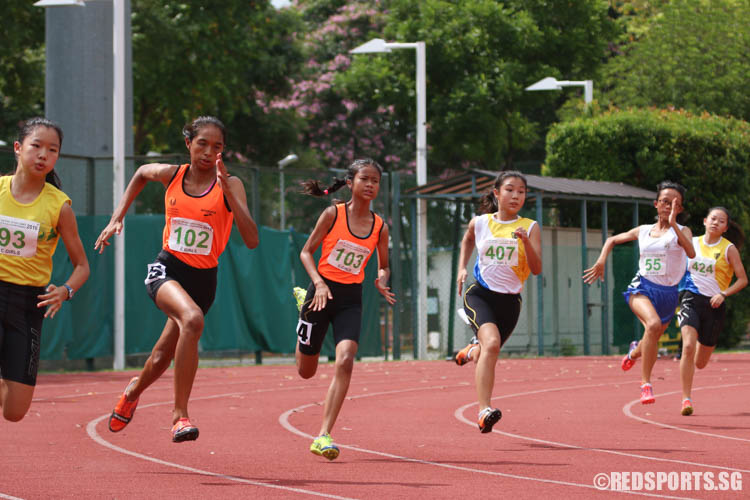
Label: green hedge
xmin=545 ymin=108 xmax=750 ymax=348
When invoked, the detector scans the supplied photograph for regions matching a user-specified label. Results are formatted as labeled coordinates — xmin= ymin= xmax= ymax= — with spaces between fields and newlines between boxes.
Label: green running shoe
xmin=310 ymin=433 xmax=339 ymax=460
xmin=293 ymin=286 xmax=307 ymax=312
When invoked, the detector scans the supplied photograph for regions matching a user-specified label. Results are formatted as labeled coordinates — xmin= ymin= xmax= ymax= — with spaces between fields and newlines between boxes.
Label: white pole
xmin=279 ymin=166 xmax=285 ymax=230
xmin=113 ymin=0 xmax=126 ymax=370
xmin=584 ymin=80 xmax=593 ymax=105
xmin=415 ymin=42 xmax=428 ymax=360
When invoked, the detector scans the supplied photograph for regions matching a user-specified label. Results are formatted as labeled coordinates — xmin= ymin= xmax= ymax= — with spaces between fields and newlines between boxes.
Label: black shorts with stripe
xmin=296 ymin=278 xmax=362 ymax=356
xmin=463 ymin=282 xmax=522 ymax=346
xmin=677 ymin=290 xmax=725 ymax=348
xmin=144 ymin=250 xmax=218 ymax=315
xmin=0 ymin=280 xmax=45 ymax=386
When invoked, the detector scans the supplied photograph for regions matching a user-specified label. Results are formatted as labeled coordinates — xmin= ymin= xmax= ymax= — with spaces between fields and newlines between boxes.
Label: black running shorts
xmin=144 ymin=250 xmax=218 ymax=315
xmin=297 ymin=278 xmax=362 ymax=356
xmin=463 ymin=282 xmax=522 ymax=346
xmin=0 ymin=280 xmax=45 ymax=386
xmin=677 ymin=290 xmax=725 ymax=348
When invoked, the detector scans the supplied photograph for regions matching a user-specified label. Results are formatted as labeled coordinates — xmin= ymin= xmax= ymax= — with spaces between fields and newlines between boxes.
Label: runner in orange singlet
xmin=95 ymin=116 xmax=259 ymax=442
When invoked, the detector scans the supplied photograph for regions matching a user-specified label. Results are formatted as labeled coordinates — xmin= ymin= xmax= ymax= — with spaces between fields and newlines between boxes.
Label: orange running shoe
xmin=108 ymin=377 xmax=139 ymax=432
xmin=477 ymin=407 xmax=502 ymax=433
xmin=640 ymin=383 xmax=655 ymax=404
xmin=454 ymin=337 xmax=480 ymax=366
xmin=681 ymin=398 xmax=693 ymax=416
xmin=621 ymin=341 xmax=639 ymax=371
xmin=172 ymin=418 xmax=199 ymax=443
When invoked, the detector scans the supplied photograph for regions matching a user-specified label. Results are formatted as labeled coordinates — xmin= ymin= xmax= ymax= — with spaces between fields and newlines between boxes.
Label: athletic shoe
xmin=293 ymin=287 xmax=307 ymax=312
xmin=640 ymin=383 xmax=655 ymax=404
xmin=310 ymin=433 xmax=339 ymax=460
xmin=478 ymin=407 xmax=502 ymax=433
xmin=681 ymin=398 xmax=694 ymax=416
xmin=454 ymin=337 xmax=480 ymax=366
xmin=108 ymin=377 xmax=139 ymax=432
xmin=171 ymin=418 xmax=199 ymax=443
xmin=621 ymin=341 xmax=639 ymax=371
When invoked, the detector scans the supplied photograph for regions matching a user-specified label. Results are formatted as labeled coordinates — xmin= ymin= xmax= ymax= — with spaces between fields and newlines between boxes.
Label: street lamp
xmin=277 ymin=153 xmax=298 ymax=230
xmin=350 ymin=38 xmax=429 ymax=360
xmin=525 ymin=76 xmax=593 ymax=105
xmin=35 ymin=0 xmax=128 ymax=370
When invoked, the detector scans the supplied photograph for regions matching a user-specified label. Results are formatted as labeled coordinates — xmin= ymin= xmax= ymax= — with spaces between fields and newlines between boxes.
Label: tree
xmin=0 ymin=3 xmax=45 ymax=146
xmin=130 ymin=0 xmax=304 ymax=162
xmin=602 ymin=0 xmax=750 ymax=121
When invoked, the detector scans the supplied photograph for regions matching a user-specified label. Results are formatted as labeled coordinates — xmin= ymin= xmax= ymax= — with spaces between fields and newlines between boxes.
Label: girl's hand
xmin=216 ymin=153 xmax=230 ymax=191
xmin=94 ymin=220 xmax=123 ymax=254
xmin=310 ymin=281 xmax=333 ymax=311
xmin=513 ymin=227 xmax=528 ymax=241
xmin=375 ymin=277 xmax=396 ymax=305
xmin=582 ymin=261 xmax=605 ymax=284
xmin=709 ymin=293 xmax=726 ymax=308
xmin=457 ymin=268 xmax=468 ymax=296
xmin=37 ymin=284 xmax=67 ymax=319
xmin=668 ymin=198 xmax=681 ymax=227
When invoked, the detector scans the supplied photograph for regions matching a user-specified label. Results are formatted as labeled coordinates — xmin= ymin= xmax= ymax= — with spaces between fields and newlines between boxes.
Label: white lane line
xmin=453 ymin=382 xmax=750 ymax=474
xmin=0 ymin=493 xmax=25 ymax=500
xmin=279 ymin=385 xmax=691 ymax=499
xmin=622 ymin=382 xmax=750 ymax=443
xmin=85 ymin=393 xmax=357 ymax=500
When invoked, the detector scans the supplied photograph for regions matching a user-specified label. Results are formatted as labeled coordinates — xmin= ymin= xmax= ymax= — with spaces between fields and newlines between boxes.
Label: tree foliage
xmin=0 ymin=2 xmax=45 ymax=144
xmin=602 ymin=0 xmax=750 ymax=121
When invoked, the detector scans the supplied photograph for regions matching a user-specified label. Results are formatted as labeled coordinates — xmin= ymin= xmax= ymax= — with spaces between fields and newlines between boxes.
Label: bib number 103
xmin=327 ymin=239 xmax=370 ymax=275
xmin=168 ymin=218 xmax=213 ymax=255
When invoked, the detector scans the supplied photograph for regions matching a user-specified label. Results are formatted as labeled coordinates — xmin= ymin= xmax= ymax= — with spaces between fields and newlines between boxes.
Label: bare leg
xmin=628 ymin=294 xmax=667 ymax=385
xmin=679 ymin=326 xmax=698 ymax=400
xmin=153 ymin=281 xmax=205 ymax=425
xmin=0 ymin=380 xmax=35 ymax=422
xmin=125 ymin=319 xmax=180 ymax=401
xmin=319 ymin=340 xmax=358 ymax=436
xmin=475 ymin=323 xmax=501 ymax=410
xmin=694 ymin=342 xmax=715 ymax=370
xmin=296 ymin=342 xmax=320 ymax=380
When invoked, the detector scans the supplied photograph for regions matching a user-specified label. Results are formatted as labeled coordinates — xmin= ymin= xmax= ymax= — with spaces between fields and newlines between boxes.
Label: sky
xmin=271 ymin=0 xmax=291 ymax=8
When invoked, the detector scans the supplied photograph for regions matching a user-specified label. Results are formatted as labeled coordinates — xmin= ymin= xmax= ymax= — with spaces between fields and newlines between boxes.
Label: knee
xmin=644 ymin=320 xmax=663 ymax=336
xmin=681 ymin=341 xmax=696 ymax=358
xmin=181 ymin=309 xmax=204 ymax=339
xmin=3 ymin=407 xmax=28 ymax=422
xmin=481 ymin=338 xmax=501 ymax=358
xmin=335 ymin=353 xmax=355 ymax=376
xmin=297 ymin=365 xmax=317 ymax=379
xmin=695 ymin=358 xmax=709 ymax=370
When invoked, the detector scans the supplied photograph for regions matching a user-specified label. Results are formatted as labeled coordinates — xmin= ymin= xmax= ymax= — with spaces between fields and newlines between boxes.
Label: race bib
xmin=690 ymin=257 xmax=716 ymax=279
xmin=0 ymin=214 xmax=39 ymax=258
xmin=168 ymin=218 xmax=213 ymax=255
xmin=640 ymin=252 xmax=667 ymax=276
xmin=296 ymin=319 xmax=313 ymax=346
xmin=479 ymin=237 xmax=518 ymax=267
xmin=327 ymin=239 xmax=371 ymax=275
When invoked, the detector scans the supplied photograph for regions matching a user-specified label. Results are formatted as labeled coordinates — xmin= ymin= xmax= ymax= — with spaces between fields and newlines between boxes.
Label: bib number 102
xmin=173 ymin=226 xmax=210 ymax=250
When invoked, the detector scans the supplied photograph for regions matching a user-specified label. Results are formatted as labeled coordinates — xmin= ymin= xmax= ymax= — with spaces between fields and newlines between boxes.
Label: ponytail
xmin=300 ymin=178 xmax=348 ymax=197
xmin=45 ymin=170 xmax=62 ymax=189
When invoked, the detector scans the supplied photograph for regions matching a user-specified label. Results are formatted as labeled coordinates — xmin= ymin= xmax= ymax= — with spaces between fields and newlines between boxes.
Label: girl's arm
xmin=218 ymin=155 xmax=258 ymax=249
xmin=711 ymin=244 xmax=748 ymax=307
xmin=299 ymin=206 xmax=337 ymax=311
xmin=456 ymin=217 xmax=477 ymax=296
xmin=37 ymin=203 xmax=90 ymax=318
xmin=94 ymin=163 xmax=178 ymax=253
xmin=516 ymin=222 xmax=542 ymax=276
xmin=669 ymin=197 xmax=696 ymax=258
xmin=583 ymin=226 xmax=641 ymax=284
xmin=374 ymin=224 xmax=396 ymax=305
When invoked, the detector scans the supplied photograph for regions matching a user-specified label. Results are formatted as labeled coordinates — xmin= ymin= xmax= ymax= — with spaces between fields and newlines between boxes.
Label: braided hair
xmin=301 ymin=158 xmax=383 ymax=198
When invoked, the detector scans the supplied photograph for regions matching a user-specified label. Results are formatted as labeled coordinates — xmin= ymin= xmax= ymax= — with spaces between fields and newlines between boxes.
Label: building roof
xmin=408 ymin=169 xmax=656 ymax=202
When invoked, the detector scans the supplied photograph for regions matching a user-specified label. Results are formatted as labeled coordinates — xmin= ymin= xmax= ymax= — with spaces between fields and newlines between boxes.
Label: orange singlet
xmin=317 ymin=203 xmax=383 ymax=284
xmin=161 ymin=164 xmax=233 ymax=269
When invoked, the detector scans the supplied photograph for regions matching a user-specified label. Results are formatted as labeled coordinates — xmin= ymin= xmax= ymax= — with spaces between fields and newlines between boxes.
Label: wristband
xmin=63 ymin=284 xmax=75 ymax=300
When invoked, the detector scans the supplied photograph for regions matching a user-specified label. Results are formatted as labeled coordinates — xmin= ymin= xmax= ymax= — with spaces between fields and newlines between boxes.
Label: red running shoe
xmin=172 ymin=418 xmax=199 ymax=443
xmin=108 ymin=377 xmax=139 ymax=432
xmin=454 ymin=337 xmax=480 ymax=366
xmin=640 ymin=383 xmax=655 ymax=404
xmin=621 ymin=341 xmax=639 ymax=371
xmin=681 ymin=398 xmax=693 ymax=416
xmin=478 ymin=407 xmax=502 ymax=433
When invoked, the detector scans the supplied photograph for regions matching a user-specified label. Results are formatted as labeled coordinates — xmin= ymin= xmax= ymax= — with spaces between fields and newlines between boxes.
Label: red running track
xmin=2 ymin=353 xmax=749 ymax=499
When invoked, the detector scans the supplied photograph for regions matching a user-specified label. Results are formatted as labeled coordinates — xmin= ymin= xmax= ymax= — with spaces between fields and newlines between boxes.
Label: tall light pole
xmin=35 ymin=0 xmax=128 ymax=370
xmin=277 ymin=153 xmax=298 ymax=230
xmin=525 ymin=76 xmax=593 ymax=105
xmin=350 ymin=38 xmax=428 ymax=360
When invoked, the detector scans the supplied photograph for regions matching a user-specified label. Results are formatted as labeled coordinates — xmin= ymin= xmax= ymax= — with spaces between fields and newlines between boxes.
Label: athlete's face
xmin=14 ymin=126 xmax=60 ymax=178
xmin=493 ymin=176 xmax=526 ymax=214
xmin=654 ymin=188 xmax=683 ymax=218
xmin=704 ymin=209 xmax=728 ymax=236
xmin=186 ymin=124 xmax=224 ymax=170
xmin=348 ymin=165 xmax=381 ymax=201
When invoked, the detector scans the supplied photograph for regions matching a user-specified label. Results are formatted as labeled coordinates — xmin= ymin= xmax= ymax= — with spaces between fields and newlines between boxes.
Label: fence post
xmin=536 ymin=194 xmax=544 ymax=355
xmin=447 ymin=200 xmax=462 ymax=358
xmin=390 ymin=172 xmax=401 ymax=360
xmin=601 ymin=201 xmax=609 ymax=354
xmin=581 ymin=199 xmax=590 ymax=355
